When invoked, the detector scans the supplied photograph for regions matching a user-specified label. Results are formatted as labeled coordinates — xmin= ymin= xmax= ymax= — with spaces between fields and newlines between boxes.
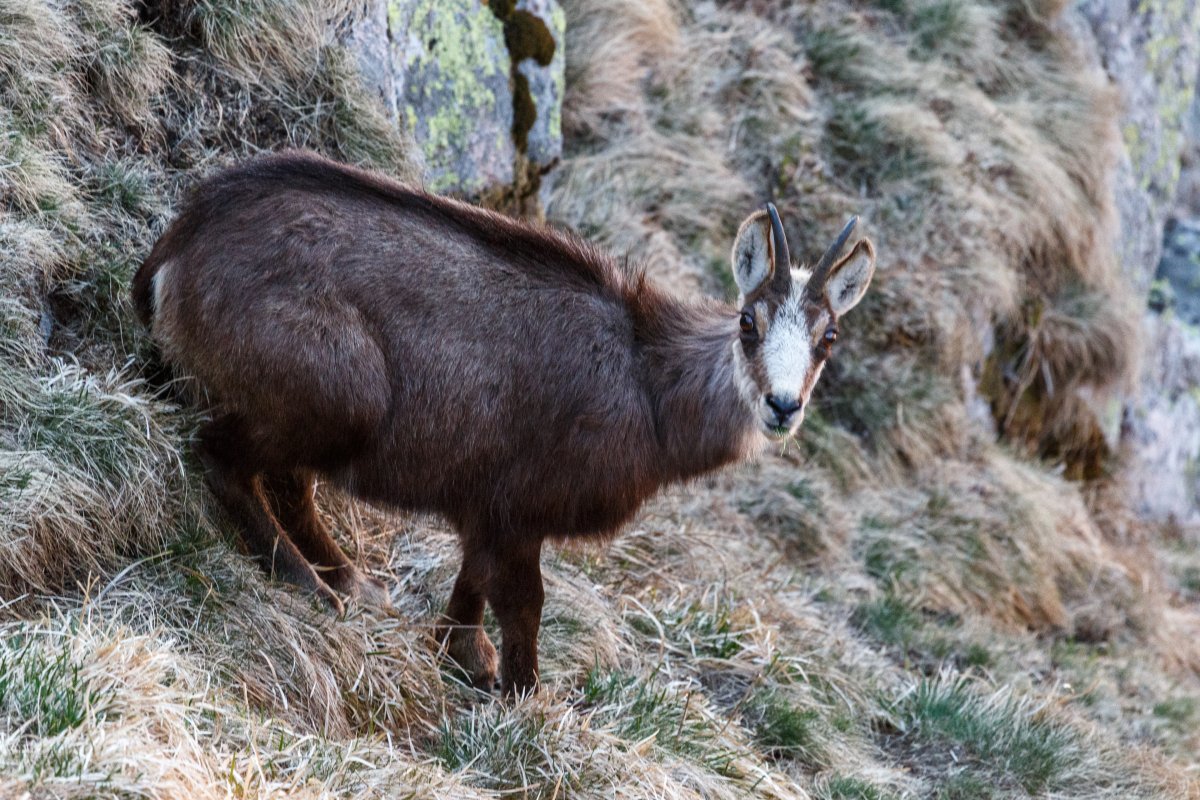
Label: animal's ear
xmin=825 ymin=238 xmax=875 ymax=315
xmin=730 ymin=211 xmax=774 ymax=297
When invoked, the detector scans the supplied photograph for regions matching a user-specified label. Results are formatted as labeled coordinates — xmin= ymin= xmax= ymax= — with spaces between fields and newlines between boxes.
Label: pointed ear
xmin=730 ymin=211 xmax=774 ymax=297
xmin=825 ymin=239 xmax=875 ymax=315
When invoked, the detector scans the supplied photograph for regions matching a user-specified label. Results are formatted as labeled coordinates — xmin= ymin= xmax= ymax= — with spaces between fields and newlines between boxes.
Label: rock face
xmin=1157 ymin=219 xmax=1200 ymax=327
xmin=1130 ymin=219 xmax=1200 ymax=525
xmin=1122 ymin=310 xmax=1200 ymax=524
xmin=1071 ymin=0 xmax=1200 ymax=294
xmin=345 ymin=0 xmax=397 ymax=123
xmin=514 ymin=0 xmax=566 ymax=169
xmin=390 ymin=0 xmax=515 ymax=194
xmin=1064 ymin=0 xmax=1200 ymax=525
xmin=346 ymin=0 xmax=565 ymax=200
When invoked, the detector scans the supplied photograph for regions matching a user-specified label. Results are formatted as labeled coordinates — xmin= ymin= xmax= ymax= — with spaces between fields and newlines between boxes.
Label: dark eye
xmin=739 ymin=311 xmax=755 ymax=335
xmin=823 ymin=327 xmax=838 ymax=345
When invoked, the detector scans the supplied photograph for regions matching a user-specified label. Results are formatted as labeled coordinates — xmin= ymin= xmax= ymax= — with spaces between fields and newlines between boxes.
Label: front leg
xmin=485 ymin=539 xmax=545 ymax=697
xmin=437 ymin=543 xmax=498 ymax=691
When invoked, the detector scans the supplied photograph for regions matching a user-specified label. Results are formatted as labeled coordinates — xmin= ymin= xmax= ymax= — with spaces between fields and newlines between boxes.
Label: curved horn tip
xmin=764 ymin=202 xmax=792 ymax=275
xmin=805 ymin=213 xmax=861 ymax=296
xmin=835 ymin=215 xmax=858 ymax=247
xmin=764 ymin=203 xmax=783 ymax=231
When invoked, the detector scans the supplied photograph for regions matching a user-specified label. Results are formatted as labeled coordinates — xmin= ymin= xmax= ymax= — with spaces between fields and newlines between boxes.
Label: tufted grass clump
xmin=743 ymin=687 xmax=827 ymax=767
xmin=852 ymin=593 xmax=923 ymax=648
xmin=435 ymin=704 xmax=585 ymax=797
xmin=815 ymin=776 xmax=898 ymax=800
xmin=581 ymin=667 xmax=746 ymax=775
xmin=892 ymin=676 xmax=1084 ymax=795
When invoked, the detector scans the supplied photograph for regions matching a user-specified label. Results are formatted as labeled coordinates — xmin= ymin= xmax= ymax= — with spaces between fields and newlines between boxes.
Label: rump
xmin=156 ymin=272 xmax=392 ymax=470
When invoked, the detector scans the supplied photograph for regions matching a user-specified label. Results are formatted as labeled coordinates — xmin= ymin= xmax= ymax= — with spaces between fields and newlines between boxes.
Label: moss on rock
xmin=488 ymin=0 xmax=559 ymax=156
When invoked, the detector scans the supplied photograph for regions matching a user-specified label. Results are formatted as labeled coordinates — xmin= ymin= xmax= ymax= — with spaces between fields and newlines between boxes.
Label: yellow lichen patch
xmin=393 ymin=0 xmax=512 ymax=193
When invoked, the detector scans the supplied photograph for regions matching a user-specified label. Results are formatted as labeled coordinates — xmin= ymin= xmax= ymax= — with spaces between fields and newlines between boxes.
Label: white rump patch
xmin=151 ymin=259 xmax=174 ymax=319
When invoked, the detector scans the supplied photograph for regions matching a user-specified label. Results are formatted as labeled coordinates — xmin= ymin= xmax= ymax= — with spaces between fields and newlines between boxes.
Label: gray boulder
xmin=515 ymin=0 xmax=565 ymax=169
xmin=390 ymin=0 xmax=515 ymax=194
xmin=345 ymin=0 xmax=397 ymax=123
xmin=346 ymin=0 xmax=564 ymax=200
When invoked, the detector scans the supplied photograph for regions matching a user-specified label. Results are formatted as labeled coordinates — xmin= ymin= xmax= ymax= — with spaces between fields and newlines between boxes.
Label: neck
xmin=635 ymin=292 xmax=764 ymax=482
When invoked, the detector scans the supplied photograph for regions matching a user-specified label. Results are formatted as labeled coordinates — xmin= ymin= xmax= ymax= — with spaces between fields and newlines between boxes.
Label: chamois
xmin=132 ymin=150 xmax=876 ymax=695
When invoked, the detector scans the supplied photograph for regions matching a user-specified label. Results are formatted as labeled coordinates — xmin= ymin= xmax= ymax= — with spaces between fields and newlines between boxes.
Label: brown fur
xmin=133 ymin=150 xmax=846 ymax=694
xmin=133 ymin=149 xmax=777 ymax=695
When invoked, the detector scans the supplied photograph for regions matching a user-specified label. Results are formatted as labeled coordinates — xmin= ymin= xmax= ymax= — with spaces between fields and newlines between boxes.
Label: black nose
xmin=765 ymin=393 xmax=802 ymax=420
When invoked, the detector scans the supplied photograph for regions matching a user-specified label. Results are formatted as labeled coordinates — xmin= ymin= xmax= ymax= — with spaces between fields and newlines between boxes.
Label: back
xmin=139 ymin=151 xmax=658 ymax=528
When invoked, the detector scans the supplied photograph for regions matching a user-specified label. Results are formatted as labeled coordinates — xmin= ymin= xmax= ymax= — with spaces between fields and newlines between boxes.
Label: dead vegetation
xmin=0 ymin=0 xmax=1197 ymax=797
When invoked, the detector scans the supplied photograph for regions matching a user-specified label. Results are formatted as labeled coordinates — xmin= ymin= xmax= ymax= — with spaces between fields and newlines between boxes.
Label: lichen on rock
xmin=389 ymin=0 xmax=515 ymax=194
xmin=345 ymin=0 xmax=566 ymax=206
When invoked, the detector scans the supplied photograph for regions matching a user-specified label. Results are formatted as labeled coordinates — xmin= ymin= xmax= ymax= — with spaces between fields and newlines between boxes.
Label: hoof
xmin=347 ymin=570 xmax=393 ymax=610
xmin=322 ymin=565 xmax=393 ymax=611
xmin=438 ymin=623 xmax=499 ymax=691
xmin=277 ymin=563 xmax=346 ymax=616
xmin=314 ymin=581 xmax=346 ymax=616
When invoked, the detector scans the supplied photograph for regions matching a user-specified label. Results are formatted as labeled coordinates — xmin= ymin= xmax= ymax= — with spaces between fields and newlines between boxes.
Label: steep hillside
xmin=0 ymin=1 xmax=1197 ymax=798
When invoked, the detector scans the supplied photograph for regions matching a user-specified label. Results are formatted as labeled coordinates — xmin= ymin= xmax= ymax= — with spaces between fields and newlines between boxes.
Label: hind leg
xmin=198 ymin=416 xmax=343 ymax=613
xmin=262 ymin=470 xmax=391 ymax=608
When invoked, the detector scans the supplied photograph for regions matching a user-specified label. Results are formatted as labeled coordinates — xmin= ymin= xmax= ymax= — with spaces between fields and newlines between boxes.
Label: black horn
xmin=766 ymin=203 xmax=791 ymax=292
xmin=805 ymin=216 xmax=858 ymax=299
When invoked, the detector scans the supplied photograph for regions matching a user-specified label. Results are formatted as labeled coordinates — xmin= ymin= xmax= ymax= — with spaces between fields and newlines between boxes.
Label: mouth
xmin=764 ymin=422 xmax=793 ymax=440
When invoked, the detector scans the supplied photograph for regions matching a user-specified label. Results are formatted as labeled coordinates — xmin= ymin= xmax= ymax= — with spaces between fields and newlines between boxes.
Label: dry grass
xmin=557 ymin=0 xmax=680 ymax=138
xmin=0 ymin=0 xmax=1198 ymax=798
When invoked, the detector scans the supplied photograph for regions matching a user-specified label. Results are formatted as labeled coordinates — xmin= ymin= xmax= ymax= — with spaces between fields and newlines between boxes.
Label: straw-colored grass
xmin=0 ymin=0 xmax=1198 ymax=797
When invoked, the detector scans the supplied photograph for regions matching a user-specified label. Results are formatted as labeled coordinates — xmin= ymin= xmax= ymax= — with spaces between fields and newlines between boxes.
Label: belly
xmin=334 ymin=417 xmax=660 ymax=539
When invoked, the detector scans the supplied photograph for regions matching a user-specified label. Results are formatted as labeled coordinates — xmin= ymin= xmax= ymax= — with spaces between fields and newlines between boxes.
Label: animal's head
xmin=730 ymin=205 xmax=876 ymax=440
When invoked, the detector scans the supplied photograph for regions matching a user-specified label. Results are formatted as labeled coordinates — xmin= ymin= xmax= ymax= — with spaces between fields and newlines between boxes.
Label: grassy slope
xmin=0 ymin=0 xmax=1197 ymax=798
